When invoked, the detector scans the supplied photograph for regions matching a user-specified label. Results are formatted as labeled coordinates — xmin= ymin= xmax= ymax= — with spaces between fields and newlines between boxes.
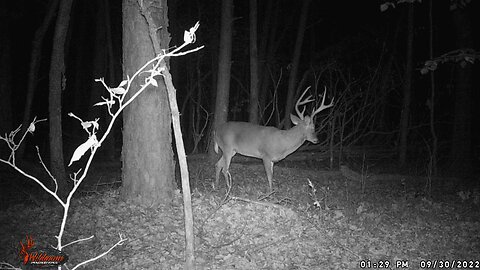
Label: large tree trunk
xmin=49 ymin=0 xmax=73 ymax=197
xmin=122 ymin=0 xmax=175 ymax=205
xmin=248 ymin=0 xmax=259 ymax=124
xmin=283 ymin=0 xmax=310 ymax=129
xmin=398 ymin=4 xmax=414 ymax=167
xmin=450 ymin=6 xmax=474 ymax=174
xmin=18 ymin=0 xmax=59 ymax=159
xmin=211 ymin=0 xmax=233 ymax=155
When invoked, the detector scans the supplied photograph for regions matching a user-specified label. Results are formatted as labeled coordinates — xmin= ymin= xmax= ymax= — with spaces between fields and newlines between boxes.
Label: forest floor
xmin=0 ymin=152 xmax=479 ymax=269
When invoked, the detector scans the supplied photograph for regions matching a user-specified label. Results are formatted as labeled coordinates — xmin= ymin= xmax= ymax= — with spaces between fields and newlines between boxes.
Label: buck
xmin=214 ymin=87 xmax=334 ymax=191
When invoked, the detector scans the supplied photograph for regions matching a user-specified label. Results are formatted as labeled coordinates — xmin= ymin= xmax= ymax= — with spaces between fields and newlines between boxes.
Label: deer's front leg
xmin=215 ymin=157 xmax=224 ymax=187
xmin=262 ymin=159 xmax=274 ymax=192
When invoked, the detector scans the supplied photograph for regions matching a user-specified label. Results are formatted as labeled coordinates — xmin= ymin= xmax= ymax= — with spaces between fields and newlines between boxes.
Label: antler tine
xmin=311 ymin=86 xmax=334 ymax=118
xmin=295 ymin=86 xmax=314 ymax=119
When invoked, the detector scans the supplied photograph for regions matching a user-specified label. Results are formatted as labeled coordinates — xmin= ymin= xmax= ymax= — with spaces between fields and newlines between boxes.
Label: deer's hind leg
xmin=215 ymin=150 xmax=235 ymax=188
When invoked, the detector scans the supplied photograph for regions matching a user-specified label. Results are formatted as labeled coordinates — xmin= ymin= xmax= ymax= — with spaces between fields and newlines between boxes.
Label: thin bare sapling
xmin=0 ymin=22 xmax=203 ymax=269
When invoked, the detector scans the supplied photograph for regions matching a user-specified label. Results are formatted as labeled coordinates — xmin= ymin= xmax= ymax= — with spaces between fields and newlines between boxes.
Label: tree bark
xmin=283 ymin=0 xmax=311 ymax=129
xmin=211 ymin=0 xmax=233 ymax=154
xmin=398 ymin=4 xmax=414 ymax=167
xmin=450 ymin=5 xmax=473 ymax=173
xmin=249 ymin=0 xmax=259 ymax=124
xmin=49 ymin=0 xmax=73 ymax=197
xmin=121 ymin=0 xmax=174 ymax=205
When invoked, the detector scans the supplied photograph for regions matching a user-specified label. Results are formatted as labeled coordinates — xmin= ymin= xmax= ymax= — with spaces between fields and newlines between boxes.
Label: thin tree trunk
xmin=283 ymin=0 xmax=311 ymax=129
xmin=18 ymin=0 xmax=59 ymax=159
xmin=257 ymin=0 xmax=273 ymax=121
xmin=102 ymin=0 xmax=117 ymax=161
xmin=89 ymin=0 xmax=115 ymax=161
xmin=207 ymin=1 xmax=220 ymax=154
xmin=428 ymin=0 xmax=437 ymax=175
xmin=70 ymin=0 xmax=90 ymax=121
xmin=163 ymin=66 xmax=196 ymax=270
xmin=191 ymin=53 xmax=203 ymax=154
xmin=211 ymin=0 xmax=233 ymax=155
xmin=377 ymin=11 xmax=401 ymax=132
xmin=450 ymin=5 xmax=473 ymax=173
xmin=398 ymin=4 xmax=414 ymax=166
xmin=89 ymin=1 xmax=106 ymax=121
xmin=129 ymin=1 xmax=196 ymax=267
xmin=49 ymin=0 xmax=73 ymax=197
xmin=259 ymin=2 xmax=280 ymax=124
xmin=259 ymin=2 xmax=284 ymax=124
xmin=248 ymin=0 xmax=259 ymax=124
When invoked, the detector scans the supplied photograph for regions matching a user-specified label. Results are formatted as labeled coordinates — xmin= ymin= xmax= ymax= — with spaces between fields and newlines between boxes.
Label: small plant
xmin=307 ymin=178 xmax=329 ymax=210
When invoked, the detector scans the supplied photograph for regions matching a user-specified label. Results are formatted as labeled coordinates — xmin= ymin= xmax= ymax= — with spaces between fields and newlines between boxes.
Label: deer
xmin=214 ymin=86 xmax=334 ymax=192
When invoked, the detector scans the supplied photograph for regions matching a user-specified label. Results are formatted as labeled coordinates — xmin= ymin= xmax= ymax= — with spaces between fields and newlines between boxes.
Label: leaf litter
xmin=0 ymin=159 xmax=479 ymax=269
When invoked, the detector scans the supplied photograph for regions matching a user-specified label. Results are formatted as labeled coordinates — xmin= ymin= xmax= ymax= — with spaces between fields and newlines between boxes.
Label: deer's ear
xmin=290 ymin=114 xmax=301 ymax=125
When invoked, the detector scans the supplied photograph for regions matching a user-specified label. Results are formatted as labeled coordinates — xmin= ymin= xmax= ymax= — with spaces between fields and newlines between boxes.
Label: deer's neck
xmin=272 ymin=126 xmax=306 ymax=160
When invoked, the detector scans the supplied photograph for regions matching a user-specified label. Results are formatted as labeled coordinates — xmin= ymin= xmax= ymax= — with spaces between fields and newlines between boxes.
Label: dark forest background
xmin=1 ymin=0 xmax=479 ymax=175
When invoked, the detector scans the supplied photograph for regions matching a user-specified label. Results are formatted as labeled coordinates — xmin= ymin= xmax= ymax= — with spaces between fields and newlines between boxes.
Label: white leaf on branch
xmin=110 ymin=87 xmax=126 ymax=95
xmin=184 ymin=21 xmax=199 ymax=44
xmin=118 ymin=79 xmax=128 ymax=87
xmin=28 ymin=122 xmax=36 ymax=133
xmin=68 ymin=135 xmax=98 ymax=166
xmin=150 ymin=78 xmax=158 ymax=87
xmin=94 ymin=100 xmax=112 ymax=107
xmin=80 ymin=119 xmax=99 ymax=131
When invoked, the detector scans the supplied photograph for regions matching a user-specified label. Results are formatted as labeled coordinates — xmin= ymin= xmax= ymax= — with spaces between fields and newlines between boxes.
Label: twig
xmin=257 ymin=190 xmax=276 ymax=201
xmin=0 ymin=262 xmax=22 ymax=270
xmin=70 ymin=234 xmax=127 ymax=270
xmin=62 ymin=235 xmax=94 ymax=249
xmin=231 ymin=196 xmax=289 ymax=210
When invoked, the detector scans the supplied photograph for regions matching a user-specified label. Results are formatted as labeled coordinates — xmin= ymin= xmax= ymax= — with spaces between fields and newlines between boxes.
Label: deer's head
xmin=291 ymin=86 xmax=334 ymax=144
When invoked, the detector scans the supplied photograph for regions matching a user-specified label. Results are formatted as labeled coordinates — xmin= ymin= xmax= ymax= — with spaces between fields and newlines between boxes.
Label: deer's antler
xmin=311 ymin=86 xmax=334 ymax=118
xmin=295 ymin=86 xmax=315 ymax=119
